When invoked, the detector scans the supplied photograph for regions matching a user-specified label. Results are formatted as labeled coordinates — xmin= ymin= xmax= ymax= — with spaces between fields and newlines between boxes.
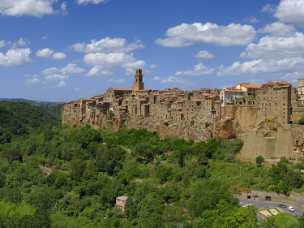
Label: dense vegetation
xmin=0 ymin=101 xmax=304 ymax=227
xmin=0 ymin=101 xmax=62 ymax=144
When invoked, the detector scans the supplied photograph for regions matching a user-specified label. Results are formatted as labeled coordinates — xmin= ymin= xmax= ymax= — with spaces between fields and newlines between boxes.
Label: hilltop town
xmin=62 ymin=69 xmax=304 ymax=162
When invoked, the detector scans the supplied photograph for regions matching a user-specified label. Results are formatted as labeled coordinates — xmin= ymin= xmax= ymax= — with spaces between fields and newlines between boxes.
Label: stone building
xmin=256 ymin=81 xmax=292 ymax=126
xmin=62 ymin=69 xmax=304 ymax=163
xmin=116 ymin=196 xmax=128 ymax=212
xmin=297 ymin=79 xmax=304 ymax=106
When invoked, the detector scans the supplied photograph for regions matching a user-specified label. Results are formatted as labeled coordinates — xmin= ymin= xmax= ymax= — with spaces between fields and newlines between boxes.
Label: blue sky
xmin=1 ymin=0 xmax=304 ymax=101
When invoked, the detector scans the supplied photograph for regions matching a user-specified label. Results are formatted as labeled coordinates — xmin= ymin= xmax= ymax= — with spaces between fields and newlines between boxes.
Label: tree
xmin=96 ymin=146 xmax=125 ymax=175
xmin=299 ymin=116 xmax=304 ymax=125
xmin=187 ymin=179 xmax=237 ymax=217
xmin=71 ymin=159 xmax=86 ymax=181
xmin=132 ymin=143 xmax=156 ymax=164
xmin=256 ymin=156 xmax=265 ymax=167
xmin=138 ymin=193 xmax=164 ymax=228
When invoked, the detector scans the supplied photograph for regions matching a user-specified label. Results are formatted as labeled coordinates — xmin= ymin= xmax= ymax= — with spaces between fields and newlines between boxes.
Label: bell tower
xmin=132 ymin=69 xmax=145 ymax=91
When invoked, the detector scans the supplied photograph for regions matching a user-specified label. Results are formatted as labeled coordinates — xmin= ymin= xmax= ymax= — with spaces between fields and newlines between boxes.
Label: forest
xmin=0 ymin=101 xmax=304 ymax=227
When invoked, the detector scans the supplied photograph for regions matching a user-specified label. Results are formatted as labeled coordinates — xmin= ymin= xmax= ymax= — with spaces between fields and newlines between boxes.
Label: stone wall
xmin=239 ymin=121 xmax=304 ymax=162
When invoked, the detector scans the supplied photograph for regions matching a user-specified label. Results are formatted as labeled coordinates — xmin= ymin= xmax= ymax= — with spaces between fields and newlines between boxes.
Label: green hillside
xmin=0 ymin=101 xmax=62 ymax=143
xmin=0 ymin=102 xmax=303 ymax=227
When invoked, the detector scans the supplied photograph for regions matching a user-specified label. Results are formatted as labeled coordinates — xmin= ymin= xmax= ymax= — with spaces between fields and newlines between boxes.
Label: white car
xmin=242 ymin=204 xmax=252 ymax=208
xmin=288 ymin=206 xmax=295 ymax=212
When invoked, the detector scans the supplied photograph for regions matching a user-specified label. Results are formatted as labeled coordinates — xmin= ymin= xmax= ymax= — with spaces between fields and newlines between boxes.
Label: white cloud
xmin=88 ymin=66 xmax=113 ymax=77
xmin=0 ymin=40 xmax=5 ymax=48
xmin=195 ymin=50 xmax=215 ymax=60
xmin=72 ymin=37 xmax=143 ymax=53
xmin=52 ymin=52 xmax=66 ymax=60
xmin=0 ymin=48 xmax=31 ymax=66
xmin=218 ymin=29 xmax=304 ymax=80
xmin=12 ymin=38 xmax=28 ymax=48
xmin=261 ymin=22 xmax=296 ymax=36
xmin=60 ymin=2 xmax=67 ymax=15
xmin=123 ymin=60 xmax=145 ymax=75
xmin=84 ymin=52 xmax=132 ymax=66
xmin=175 ymin=63 xmax=214 ymax=76
xmin=275 ymin=0 xmax=304 ymax=24
xmin=156 ymin=22 xmax=256 ymax=47
xmin=43 ymin=63 xmax=85 ymax=77
xmin=36 ymin=48 xmax=54 ymax=58
xmin=153 ymin=76 xmax=161 ymax=81
xmin=77 ymin=0 xmax=105 ymax=5
xmin=160 ymin=76 xmax=185 ymax=84
xmin=36 ymin=48 xmax=66 ymax=60
xmin=33 ymin=63 xmax=86 ymax=87
xmin=241 ymin=32 xmax=304 ymax=59
xmin=74 ymin=37 xmax=145 ymax=76
xmin=0 ymin=0 xmax=60 ymax=17
xmin=247 ymin=17 xmax=259 ymax=24
xmin=25 ymin=76 xmax=40 ymax=85
xmin=262 ymin=4 xmax=275 ymax=13
xmin=218 ymin=57 xmax=304 ymax=76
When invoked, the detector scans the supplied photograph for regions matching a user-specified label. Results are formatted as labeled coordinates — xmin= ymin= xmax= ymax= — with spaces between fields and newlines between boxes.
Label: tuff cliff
xmin=62 ymin=69 xmax=304 ymax=163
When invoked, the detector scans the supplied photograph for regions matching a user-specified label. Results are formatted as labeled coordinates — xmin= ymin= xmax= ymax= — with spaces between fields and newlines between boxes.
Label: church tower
xmin=132 ymin=69 xmax=145 ymax=91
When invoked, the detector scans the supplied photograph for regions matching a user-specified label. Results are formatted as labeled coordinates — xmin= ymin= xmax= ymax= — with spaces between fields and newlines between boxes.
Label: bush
xmin=256 ymin=155 xmax=265 ymax=167
xmin=299 ymin=116 xmax=304 ymax=125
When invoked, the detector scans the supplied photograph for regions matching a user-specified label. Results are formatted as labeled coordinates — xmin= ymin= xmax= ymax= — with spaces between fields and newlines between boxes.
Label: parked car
xmin=288 ymin=206 xmax=295 ymax=212
xmin=265 ymin=196 xmax=272 ymax=201
xmin=278 ymin=204 xmax=287 ymax=208
xmin=242 ymin=204 xmax=253 ymax=208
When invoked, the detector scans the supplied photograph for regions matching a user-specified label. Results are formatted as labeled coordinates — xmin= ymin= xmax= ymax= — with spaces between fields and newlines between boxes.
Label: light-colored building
xmin=297 ymin=79 xmax=304 ymax=106
xmin=116 ymin=196 xmax=128 ymax=212
xmin=220 ymin=83 xmax=261 ymax=106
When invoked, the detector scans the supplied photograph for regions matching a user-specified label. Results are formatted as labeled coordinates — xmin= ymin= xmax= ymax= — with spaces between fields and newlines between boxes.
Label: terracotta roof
xmin=223 ymin=87 xmax=243 ymax=92
xmin=261 ymin=81 xmax=290 ymax=88
xmin=240 ymin=83 xmax=261 ymax=89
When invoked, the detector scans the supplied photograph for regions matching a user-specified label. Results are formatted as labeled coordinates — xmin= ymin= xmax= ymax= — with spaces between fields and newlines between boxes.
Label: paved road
xmin=240 ymin=199 xmax=303 ymax=217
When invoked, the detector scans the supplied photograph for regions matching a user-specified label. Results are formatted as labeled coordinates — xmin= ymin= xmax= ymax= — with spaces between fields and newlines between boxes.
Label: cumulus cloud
xmin=36 ymin=48 xmax=54 ymax=58
xmin=77 ymin=0 xmax=105 ymax=5
xmin=175 ymin=63 xmax=214 ymax=76
xmin=12 ymin=38 xmax=28 ymax=48
xmin=0 ymin=48 xmax=31 ymax=66
xmin=72 ymin=37 xmax=143 ymax=53
xmin=52 ymin=52 xmax=66 ymax=60
xmin=87 ymin=66 xmax=113 ymax=77
xmin=241 ymin=32 xmax=304 ymax=59
xmin=73 ymin=37 xmax=145 ymax=76
xmin=0 ymin=0 xmax=62 ymax=17
xmin=84 ymin=52 xmax=132 ymax=66
xmin=275 ymin=0 xmax=304 ymax=24
xmin=218 ymin=57 xmax=304 ymax=76
xmin=28 ymin=64 xmax=85 ymax=88
xmin=261 ymin=22 xmax=296 ymax=36
xmin=219 ymin=30 xmax=304 ymax=79
xmin=195 ymin=50 xmax=215 ymax=60
xmin=36 ymin=48 xmax=66 ymax=60
xmin=156 ymin=22 xmax=256 ymax=47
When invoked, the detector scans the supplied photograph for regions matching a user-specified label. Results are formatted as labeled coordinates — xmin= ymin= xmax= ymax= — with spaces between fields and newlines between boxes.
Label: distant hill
xmin=0 ymin=98 xmax=64 ymax=106
xmin=0 ymin=100 xmax=62 ymax=143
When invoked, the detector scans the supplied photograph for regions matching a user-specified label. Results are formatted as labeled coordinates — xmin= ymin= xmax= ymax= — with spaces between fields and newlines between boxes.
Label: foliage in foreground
xmin=0 ymin=125 xmax=303 ymax=227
